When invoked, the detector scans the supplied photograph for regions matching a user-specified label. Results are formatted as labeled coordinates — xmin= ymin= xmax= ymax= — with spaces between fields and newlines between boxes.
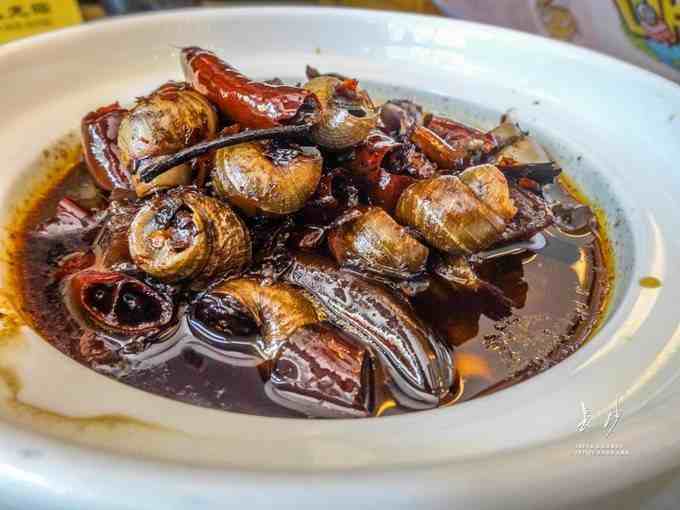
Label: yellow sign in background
xmin=0 ymin=0 xmax=81 ymax=44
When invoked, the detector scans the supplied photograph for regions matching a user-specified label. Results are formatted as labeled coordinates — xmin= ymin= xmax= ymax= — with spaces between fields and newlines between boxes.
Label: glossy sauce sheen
xmin=16 ymin=163 xmax=609 ymax=418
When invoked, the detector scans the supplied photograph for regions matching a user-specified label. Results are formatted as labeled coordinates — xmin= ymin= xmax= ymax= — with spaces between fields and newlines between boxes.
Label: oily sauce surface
xmin=14 ymin=162 xmax=610 ymax=418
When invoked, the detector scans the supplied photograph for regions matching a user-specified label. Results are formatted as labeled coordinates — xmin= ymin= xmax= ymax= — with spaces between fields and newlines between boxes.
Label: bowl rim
xmin=1 ymin=6 xmax=680 ymax=508
xmin=1 ymin=4 xmax=678 ymax=93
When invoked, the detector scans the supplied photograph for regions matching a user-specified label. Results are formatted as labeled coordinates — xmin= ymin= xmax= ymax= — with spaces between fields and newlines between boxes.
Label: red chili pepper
xmin=81 ymin=103 xmax=130 ymax=191
xmin=410 ymin=125 xmax=466 ymax=170
xmin=335 ymin=79 xmax=359 ymax=100
xmin=299 ymin=167 xmax=360 ymax=226
xmin=349 ymin=130 xmax=401 ymax=176
xmin=219 ymin=123 xmax=242 ymax=136
xmin=51 ymin=197 xmax=100 ymax=231
xmin=518 ymin=177 xmax=540 ymax=192
xmin=363 ymin=167 xmax=415 ymax=214
xmin=427 ymin=115 xmax=496 ymax=154
xmin=181 ymin=47 xmax=319 ymax=129
xmin=53 ymin=251 xmax=95 ymax=282
xmin=56 ymin=197 xmax=91 ymax=222
xmin=346 ymin=131 xmax=416 ymax=213
xmin=68 ymin=270 xmax=174 ymax=335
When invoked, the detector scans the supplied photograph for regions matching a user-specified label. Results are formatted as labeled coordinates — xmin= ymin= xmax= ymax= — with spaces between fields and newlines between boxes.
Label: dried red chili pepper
xmin=81 ymin=103 xmax=130 ymax=191
xmin=181 ymin=47 xmax=319 ymax=129
xmin=65 ymin=270 xmax=175 ymax=336
xmin=410 ymin=125 xmax=467 ymax=170
xmin=427 ymin=115 xmax=495 ymax=153
xmin=53 ymin=251 xmax=96 ymax=283
xmin=335 ymin=79 xmax=360 ymax=100
xmin=349 ymin=130 xmax=401 ymax=176
xmin=518 ymin=177 xmax=541 ymax=192
xmin=362 ymin=167 xmax=415 ymax=214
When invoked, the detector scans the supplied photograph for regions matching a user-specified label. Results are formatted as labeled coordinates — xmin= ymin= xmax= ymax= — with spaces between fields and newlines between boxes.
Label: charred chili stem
xmin=498 ymin=162 xmax=561 ymax=184
xmin=136 ymin=123 xmax=313 ymax=183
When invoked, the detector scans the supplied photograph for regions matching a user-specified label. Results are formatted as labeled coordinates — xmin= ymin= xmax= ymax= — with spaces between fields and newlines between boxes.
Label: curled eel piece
xmin=189 ymin=278 xmax=373 ymax=417
xmin=286 ymin=252 xmax=454 ymax=408
xmin=193 ymin=278 xmax=320 ymax=355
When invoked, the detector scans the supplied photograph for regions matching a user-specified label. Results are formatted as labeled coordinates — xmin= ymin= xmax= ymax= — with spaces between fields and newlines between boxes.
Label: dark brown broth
xmin=15 ymin=162 xmax=610 ymax=418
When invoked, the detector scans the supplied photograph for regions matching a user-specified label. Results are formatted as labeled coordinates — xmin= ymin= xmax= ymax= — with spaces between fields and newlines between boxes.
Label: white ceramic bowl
xmin=0 ymin=7 xmax=679 ymax=510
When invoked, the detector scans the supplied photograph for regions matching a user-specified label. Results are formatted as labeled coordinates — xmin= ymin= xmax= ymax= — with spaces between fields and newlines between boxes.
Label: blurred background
xmin=2 ymin=0 xmax=679 ymax=76
xmin=1 ymin=0 xmax=678 ymax=81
